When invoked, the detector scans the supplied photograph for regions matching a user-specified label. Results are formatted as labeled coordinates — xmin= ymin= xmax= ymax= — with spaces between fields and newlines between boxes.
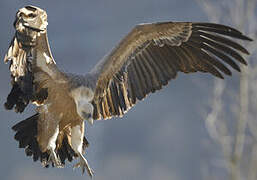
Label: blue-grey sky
xmin=0 ymin=1 xmax=242 ymax=180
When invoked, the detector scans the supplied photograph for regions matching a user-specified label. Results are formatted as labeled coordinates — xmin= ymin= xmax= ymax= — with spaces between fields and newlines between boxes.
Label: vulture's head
xmin=15 ymin=5 xmax=47 ymax=31
xmin=13 ymin=5 xmax=48 ymax=46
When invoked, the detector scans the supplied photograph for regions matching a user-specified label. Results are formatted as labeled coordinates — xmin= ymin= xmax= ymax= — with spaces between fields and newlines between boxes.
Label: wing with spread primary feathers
xmin=4 ymin=6 xmax=55 ymax=113
xmin=90 ymin=22 xmax=252 ymax=120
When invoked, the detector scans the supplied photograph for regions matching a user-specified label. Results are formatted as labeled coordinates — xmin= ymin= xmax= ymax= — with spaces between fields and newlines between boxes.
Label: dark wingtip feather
xmin=217 ymin=74 xmax=225 ymax=79
xmin=243 ymin=36 xmax=253 ymax=41
xmin=193 ymin=22 xmax=241 ymax=33
xmin=193 ymin=22 xmax=253 ymax=42
xmin=237 ymin=34 xmax=253 ymax=41
xmin=4 ymin=102 xmax=14 ymax=110
xmin=242 ymin=59 xmax=248 ymax=66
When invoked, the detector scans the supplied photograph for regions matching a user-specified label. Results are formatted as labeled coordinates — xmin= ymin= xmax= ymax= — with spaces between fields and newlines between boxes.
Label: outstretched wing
xmin=90 ymin=22 xmax=252 ymax=120
xmin=4 ymin=6 xmax=56 ymax=113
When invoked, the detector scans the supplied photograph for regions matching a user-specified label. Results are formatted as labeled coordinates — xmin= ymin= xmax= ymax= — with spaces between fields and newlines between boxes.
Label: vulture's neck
xmin=36 ymin=31 xmax=55 ymax=64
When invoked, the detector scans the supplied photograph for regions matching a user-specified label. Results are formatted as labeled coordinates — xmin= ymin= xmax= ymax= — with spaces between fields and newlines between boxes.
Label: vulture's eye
xmin=25 ymin=6 xmax=37 ymax=12
xmin=82 ymin=112 xmax=92 ymax=119
xmin=28 ymin=13 xmax=36 ymax=18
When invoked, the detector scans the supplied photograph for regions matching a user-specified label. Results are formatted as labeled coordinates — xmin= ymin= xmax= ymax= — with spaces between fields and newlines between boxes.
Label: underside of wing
xmin=91 ymin=22 xmax=252 ymax=120
xmin=4 ymin=6 xmax=58 ymax=113
xmin=4 ymin=35 xmax=35 ymax=112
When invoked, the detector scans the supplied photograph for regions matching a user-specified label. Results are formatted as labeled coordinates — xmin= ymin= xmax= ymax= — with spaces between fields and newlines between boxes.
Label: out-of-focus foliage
xmin=197 ymin=0 xmax=257 ymax=179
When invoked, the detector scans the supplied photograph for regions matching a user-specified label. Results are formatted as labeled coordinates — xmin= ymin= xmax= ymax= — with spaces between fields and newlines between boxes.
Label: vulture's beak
xmin=87 ymin=118 xmax=94 ymax=125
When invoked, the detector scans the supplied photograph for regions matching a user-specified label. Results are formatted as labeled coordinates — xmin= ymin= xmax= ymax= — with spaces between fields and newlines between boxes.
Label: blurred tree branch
xmin=197 ymin=0 xmax=257 ymax=179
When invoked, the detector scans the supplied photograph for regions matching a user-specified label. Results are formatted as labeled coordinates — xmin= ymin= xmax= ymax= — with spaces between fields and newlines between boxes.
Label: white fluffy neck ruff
xmin=70 ymin=86 xmax=94 ymax=125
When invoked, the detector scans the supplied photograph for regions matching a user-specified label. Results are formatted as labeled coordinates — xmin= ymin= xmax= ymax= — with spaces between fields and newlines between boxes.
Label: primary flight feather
xmin=4 ymin=5 xmax=252 ymax=177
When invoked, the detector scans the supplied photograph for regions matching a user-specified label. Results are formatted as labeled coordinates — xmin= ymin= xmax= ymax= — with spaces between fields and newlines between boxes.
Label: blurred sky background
xmin=0 ymin=0 xmax=244 ymax=180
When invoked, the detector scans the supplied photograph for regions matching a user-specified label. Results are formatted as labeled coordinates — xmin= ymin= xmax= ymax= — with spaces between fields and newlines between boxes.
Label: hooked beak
xmin=87 ymin=118 xmax=94 ymax=125
xmin=82 ymin=112 xmax=94 ymax=125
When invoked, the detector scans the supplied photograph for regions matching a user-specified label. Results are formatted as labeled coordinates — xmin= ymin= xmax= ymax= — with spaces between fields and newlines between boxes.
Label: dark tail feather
xmin=12 ymin=113 xmax=48 ymax=164
xmin=12 ymin=114 xmax=89 ymax=167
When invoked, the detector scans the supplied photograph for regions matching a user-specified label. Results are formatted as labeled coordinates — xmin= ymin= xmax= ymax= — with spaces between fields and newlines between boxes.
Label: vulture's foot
xmin=48 ymin=149 xmax=63 ymax=168
xmin=73 ymin=153 xmax=94 ymax=177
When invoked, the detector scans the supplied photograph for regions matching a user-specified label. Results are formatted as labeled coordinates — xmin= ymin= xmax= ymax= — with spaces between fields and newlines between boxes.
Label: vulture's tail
xmin=12 ymin=114 xmax=89 ymax=167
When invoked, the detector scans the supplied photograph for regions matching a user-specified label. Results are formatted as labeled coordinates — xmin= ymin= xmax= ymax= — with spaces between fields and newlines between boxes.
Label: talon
xmin=73 ymin=153 xmax=94 ymax=177
xmin=48 ymin=149 xmax=63 ymax=168
xmin=73 ymin=162 xmax=81 ymax=170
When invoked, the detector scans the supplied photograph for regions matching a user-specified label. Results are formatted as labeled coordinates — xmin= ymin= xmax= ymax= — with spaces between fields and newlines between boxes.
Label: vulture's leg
xmin=48 ymin=146 xmax=63 ymax=168
xmin=45 ymin=124 xmax=63 ymax=168
xmin=71 ymin=121 xmax=94 ymax=177
xmin=74 ymin=152 xmax=94 ymax=177
xmin=37 ymin=109 xmax=63 ymax=167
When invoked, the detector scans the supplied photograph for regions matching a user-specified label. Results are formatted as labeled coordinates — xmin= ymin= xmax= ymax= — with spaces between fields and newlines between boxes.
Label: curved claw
xmin=48 ymin=150 xmax=63 ymax=168
xmin=73 ymin=153 xmax=94 ymax=177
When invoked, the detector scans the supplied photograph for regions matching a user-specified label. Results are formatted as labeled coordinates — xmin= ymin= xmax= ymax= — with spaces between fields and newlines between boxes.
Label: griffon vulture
xmin=4 ymin=5 xmax=252 ymax=177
